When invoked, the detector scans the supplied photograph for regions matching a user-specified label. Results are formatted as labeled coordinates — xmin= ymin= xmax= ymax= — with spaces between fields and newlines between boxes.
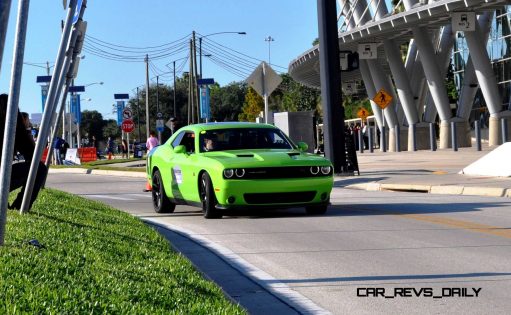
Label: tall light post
xmin=264 ymin=36 xmax=275 ymax=65
xmin=198 ymin=31 xmax=246 ymax=78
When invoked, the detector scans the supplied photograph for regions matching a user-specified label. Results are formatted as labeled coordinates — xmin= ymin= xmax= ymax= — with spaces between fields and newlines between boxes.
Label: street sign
xmin=358 ymin=43 xmax=377 ymax=60
xmin=200 ymin=86 xmax=211 ymax=119
xmin=156 ymin=119 xmax=165 ymax=132
xmin=197 ymin=78 xmax=215 ymax=85
xmin=116 ymin=101 xmax=125 ymax=126
xmin=452 ymin=12 xmax=475 ymax=32
xmin=36 ymin=75 xmax=52 ymax=83
xmin=246 ymin=61 xmax=282 ymax=97
xmin=121 ymin=119 xmax=135 ymax=133
xmin=342 ymin=81 xmax=356 ymax=95
xmin=357 ymin=107 xmax=370 ymax=121
xmin=72 ymin=0 xmax=83 ymax=24
xmin=114 ymin=93 xmax=130 ymax=100
xmin=122 ymin=108 xmax=133 ymax=120
xmin=156 ymin=112 xmax=163 ymax=119
xmin=69 ymin=85 xmax=85 ymax=93
xmin=373 ymin=88 xmax=393 ymax=109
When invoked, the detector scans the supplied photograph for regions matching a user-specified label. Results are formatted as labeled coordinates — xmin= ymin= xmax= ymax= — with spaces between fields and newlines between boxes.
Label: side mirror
xmin=297 ymin=142 xmax=308 ymax=152
xmin=174 ymin=145 xmax=186 ymax=154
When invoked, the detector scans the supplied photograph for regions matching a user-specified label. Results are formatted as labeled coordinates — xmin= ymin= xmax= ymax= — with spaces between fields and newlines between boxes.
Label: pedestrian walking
xmin=146 ymin=131 xmax=159 ymax=152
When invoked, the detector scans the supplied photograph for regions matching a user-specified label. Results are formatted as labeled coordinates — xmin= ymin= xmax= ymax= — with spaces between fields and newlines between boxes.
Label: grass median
xmin=0 ymin=189 xmax=245 ymax=314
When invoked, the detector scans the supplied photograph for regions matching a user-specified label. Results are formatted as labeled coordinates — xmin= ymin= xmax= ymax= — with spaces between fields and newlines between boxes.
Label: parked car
xmin=146 ymin=122 xmax=334 ymax=218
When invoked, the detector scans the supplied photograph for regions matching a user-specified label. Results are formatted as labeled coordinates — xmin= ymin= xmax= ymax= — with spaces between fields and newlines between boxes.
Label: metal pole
xmin=501 ymin=117 xmax=508 ymax=143
xmin=316 ymin=0 xmax=345 ymax=173
xmin=156 ymin=75 xmax=161 ymax=142
xmin=20 ymin=0 xmax=80 ymax=214
xmin=358 ymin=129 xmax=363 ymax=153
xmin=46 ymin=83 xmax=70 ymax=167
xmin=173 ymin=61 xmax=176 ymax=118
xmin=68 ymin=100 xmax=72 ymax=147
xmin=145 ymin=54 xmax=150 ymax=139
xmin=127 ymin=132 xmax=130 ymax=159
xmin=430 ymin=122 xmax=436 ymax=151
xmin=0 ymin=0 xmax=13 ymax=75
xmin=368 ymin=127 xmax=374 ymax=153
xmin=0 ymin=0 xmax=30 ymax=245
xmin=136 ymin=87 xmax=141 ymax=141
xmin=411 ymin=123 xmax=417 ymax=151
xmin=395 ymin=124 xmax=401 ymax=152
xmin=475 ymin=120 xmax=482 ymax=151
xmin=199 ymin=37 xmax=202 ymax=78
xmin=451 ymin=121 xmax=458 ymax=152
xmin=262 ymin=62 xmax=268 ymax=123
xmin=381 ymin=108 xmax=386 ymax=152
xmin=192 ymin=32 xmax=200 ymax=123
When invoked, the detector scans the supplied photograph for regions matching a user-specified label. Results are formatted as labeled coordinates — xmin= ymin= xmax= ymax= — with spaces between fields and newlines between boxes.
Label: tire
xmin=305 ymin=205 xmax=328 ymax=215
xmin=152 ymin=170 xmax=176 ymax=213
xmin=199 ymin=172 xmax=222 ymax=219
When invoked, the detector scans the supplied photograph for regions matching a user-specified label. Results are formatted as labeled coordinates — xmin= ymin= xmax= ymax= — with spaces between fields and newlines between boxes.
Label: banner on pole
xmin=200 ymin=86 xmax=210 ymax=119
xmin=41 ymin=85 xmax=49 ymax=112
xmin=116 ymin=101 xmax=125 ymax=126
xmin=70 ymin=94 xmax=82 ymax=124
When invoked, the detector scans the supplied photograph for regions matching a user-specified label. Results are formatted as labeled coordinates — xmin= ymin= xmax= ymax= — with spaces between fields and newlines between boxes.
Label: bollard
xmin=358 ymin=129 xmax=364 ymax=153
xmin=475 ymin=120 xmax=482 ymax=151
xmin=411 ymin=123 xmax=417 ymax=151
xmin=451 ymin=121 xmax=458 ymax=152
xmin=368 ymin=127 xmax=374 ymax=153
xmin=381 ymin=126 xmax=387 ymax=152
xmin=501 ymin=117 xmax=508 ymax=143
xmin=395 ymin=125 xmax=401 ymax=152
xmin=429 ymin=123 xmax=436 ymax=151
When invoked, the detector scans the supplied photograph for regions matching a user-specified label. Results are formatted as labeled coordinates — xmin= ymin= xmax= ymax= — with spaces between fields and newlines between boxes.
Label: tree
xmin=103 ymin=119 xmax=121 ymax=140
xmin=210 ymin=81 xmax=247 ymax=121
xmin=80 ymin=110 xmax=105 ymax=141
xmin=238 ymin=87 xmax=264 ymax=122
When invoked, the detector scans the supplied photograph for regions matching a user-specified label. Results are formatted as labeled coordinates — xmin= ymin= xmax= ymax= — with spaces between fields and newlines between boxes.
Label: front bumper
xmin=213 ymin=176 xmax=333 ymax=208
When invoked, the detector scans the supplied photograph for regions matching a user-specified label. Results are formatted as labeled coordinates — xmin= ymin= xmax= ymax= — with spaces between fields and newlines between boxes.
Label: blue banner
xmin=116 ymin=101 xmax=125 ymax=126
xmin=200 ymin=86 xmax=210 ymax=119
xmin=70 ymin=94 xmax=81 ymax=124
xmin=41 ymin=85 xmax=49 ymax=112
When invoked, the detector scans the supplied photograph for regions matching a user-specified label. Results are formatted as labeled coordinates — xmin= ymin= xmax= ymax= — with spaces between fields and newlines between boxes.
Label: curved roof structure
xmin=289 ymin=0 xmax=509 ymax=89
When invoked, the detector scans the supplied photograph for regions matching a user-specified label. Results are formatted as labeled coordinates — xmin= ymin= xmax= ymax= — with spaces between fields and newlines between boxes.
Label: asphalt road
xmin=46 ymin=172 xmax=511 ymax=314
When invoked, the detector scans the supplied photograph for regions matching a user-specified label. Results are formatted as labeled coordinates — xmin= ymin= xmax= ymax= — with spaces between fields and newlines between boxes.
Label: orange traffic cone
xmin=143 ymin=180 xmax=152 ymax=192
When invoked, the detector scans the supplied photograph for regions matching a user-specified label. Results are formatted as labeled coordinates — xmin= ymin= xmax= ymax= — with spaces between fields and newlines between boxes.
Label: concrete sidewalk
xmin=337 ymin=145 xmax=511 ymax=198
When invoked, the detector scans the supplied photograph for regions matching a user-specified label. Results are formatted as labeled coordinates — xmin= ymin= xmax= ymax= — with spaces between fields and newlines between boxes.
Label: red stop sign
xmin=121 ymin=119 xmax=135 ymax=133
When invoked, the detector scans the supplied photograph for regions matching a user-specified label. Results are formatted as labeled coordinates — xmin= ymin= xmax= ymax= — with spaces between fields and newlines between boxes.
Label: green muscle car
xmin=146 ymin=122 xmax=334 ymax=219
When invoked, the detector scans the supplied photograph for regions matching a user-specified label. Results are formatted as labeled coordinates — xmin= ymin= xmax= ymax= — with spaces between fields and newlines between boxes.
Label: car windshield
xmin=199 ymin=128 xmax=294 ymax=152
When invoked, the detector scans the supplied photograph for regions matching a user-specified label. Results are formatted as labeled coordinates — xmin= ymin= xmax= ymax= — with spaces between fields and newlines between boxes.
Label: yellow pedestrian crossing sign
xmin=373 ymin=88 xmax=392 ymax=109
xmin=357 ymin=108 xmax=369 ymax=120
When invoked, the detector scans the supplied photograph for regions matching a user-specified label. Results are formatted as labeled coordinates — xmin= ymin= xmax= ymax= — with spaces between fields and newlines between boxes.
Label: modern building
xmin=289 ymin=0 xmax=511 ymax=150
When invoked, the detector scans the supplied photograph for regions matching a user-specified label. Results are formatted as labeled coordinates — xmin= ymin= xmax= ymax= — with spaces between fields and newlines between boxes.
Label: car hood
xmin=202 ymin=149 xmax=331 ymax=167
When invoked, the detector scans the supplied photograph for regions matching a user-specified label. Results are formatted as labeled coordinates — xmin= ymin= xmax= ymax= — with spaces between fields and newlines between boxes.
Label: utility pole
xmin=173 ymin=60 xmax=176 ymax=118
xmin=192 ymin=31 xmax=200 ymax=123
xmin=145 ymin=54 xmax=150 ymax=139
xmin=189 ymin=39 xmax=194 ymax=124
xmin=136 ymin=87 xmax=141 ymax=141
xmin=156 ymin=75 xmax=161 ymax=142
xmin=265 ymin=36 xmax=274 ymax=65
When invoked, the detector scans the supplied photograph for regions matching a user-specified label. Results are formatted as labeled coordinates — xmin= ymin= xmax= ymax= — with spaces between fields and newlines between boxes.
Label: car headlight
xmin=321 ymin=166 xmax=332 ymax=175
xmin=223 ymin=169 xmax=234 ymax=178
xmin=310 ymin=166 xmax=320 ymax=175
xmin=235 ymin=168 xmax=245 ymax=178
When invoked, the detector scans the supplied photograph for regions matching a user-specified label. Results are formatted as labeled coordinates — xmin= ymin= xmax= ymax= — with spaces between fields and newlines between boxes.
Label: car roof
xmin=180 ymin=122 xmax=279 ymax=132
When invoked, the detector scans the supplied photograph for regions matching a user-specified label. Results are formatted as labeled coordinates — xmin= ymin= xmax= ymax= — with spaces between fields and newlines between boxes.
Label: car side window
xmin=171 ymin=131 xmax=185 ymax=148
xmin=179 ymin=131 xmax=196 ymax=154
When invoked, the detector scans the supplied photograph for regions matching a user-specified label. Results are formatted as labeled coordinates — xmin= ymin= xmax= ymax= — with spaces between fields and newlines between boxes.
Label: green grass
xmin=0 ymin=189 xmax=245 ymax=314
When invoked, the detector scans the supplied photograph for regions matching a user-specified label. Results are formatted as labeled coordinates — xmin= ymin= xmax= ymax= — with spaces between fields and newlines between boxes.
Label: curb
xmin=345 ymin=182 xmax=509 ymax=198
xmin=49 ymin=167 xmax=146 ymax=178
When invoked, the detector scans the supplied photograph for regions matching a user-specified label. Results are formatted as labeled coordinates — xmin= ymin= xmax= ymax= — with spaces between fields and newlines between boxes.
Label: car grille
xmin=244 ymin=191 xmax=316 ymax=204
xmin=241 ymin=167 xmax=329 ymax=179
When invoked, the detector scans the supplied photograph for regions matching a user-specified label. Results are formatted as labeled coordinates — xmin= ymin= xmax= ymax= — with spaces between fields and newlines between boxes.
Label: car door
xmin=170 ymin=131 xmax=199 ymax=203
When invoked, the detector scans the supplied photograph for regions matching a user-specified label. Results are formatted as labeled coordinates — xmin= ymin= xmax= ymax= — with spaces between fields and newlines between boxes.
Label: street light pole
xmin=173 ymin=61 xmax=176 ymax=118
xmin=265 ymin=36 xmax=274 ymax=65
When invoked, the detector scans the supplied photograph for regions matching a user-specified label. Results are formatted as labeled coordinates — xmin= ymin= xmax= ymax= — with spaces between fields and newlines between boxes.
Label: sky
xmin=0 ymin=1 xmax=319 ymax=120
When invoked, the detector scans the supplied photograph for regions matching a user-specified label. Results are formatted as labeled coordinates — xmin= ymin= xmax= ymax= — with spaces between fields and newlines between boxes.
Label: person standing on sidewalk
xmin=146 ymin=131 xmax=159 ymax=152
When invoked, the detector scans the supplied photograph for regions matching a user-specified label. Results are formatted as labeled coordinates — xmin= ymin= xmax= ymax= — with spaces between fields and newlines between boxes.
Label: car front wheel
xmin=152 ymin=170 xmax=176 ymax=213
xmin=199 ymin=172 xmax=222 ymax=219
